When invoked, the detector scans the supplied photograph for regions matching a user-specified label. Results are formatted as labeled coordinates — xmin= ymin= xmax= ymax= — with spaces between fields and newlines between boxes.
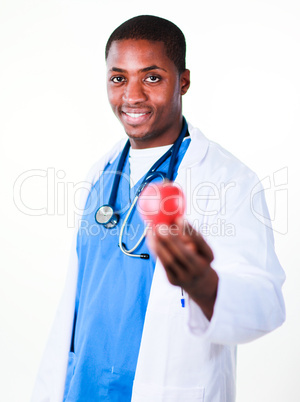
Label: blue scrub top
xmin=63 ymin=138 xmax=190 ymax=401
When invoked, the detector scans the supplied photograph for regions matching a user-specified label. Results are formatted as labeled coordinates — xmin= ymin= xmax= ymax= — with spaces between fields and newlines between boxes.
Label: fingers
xmin=155 ymin=235 xmax=211 ymax=287
xmin=149 ymin=220 xmax=213 ymax=288
xmin=152 ymin=218 xmax=214 ymax=262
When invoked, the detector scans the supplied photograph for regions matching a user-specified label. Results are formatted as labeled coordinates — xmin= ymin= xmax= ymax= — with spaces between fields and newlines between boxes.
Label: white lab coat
xmin=31 ymin=122 xmax=285 ymax=402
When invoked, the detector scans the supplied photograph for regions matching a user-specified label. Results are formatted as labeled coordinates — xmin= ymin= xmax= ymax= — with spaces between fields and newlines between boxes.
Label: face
xmin=106 ymin=39 xmax=190 ymax=149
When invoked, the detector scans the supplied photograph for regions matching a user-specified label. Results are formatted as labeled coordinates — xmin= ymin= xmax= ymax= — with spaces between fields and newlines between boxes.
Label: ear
xmin=180 ymin=69 xmax=190 ymax=95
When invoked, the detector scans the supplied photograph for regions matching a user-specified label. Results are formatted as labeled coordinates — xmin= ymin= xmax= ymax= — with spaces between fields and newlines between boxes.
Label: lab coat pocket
xmin=132 ymin=382 xmax=205 ymax=402
xmin=63 ymin=352 xmax=77 ymax=401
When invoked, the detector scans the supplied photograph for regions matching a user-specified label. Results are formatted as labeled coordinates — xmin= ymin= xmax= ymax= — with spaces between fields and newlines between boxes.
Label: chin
xmin=125 ymin=126 xmax=151 ymax=140
xmin=127 ymin=132 xmax=150 ymax=142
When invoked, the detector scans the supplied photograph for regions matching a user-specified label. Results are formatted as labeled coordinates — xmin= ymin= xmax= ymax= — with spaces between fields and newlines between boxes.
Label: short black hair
xmin=105 ymin=15 xmax=186 ymax=74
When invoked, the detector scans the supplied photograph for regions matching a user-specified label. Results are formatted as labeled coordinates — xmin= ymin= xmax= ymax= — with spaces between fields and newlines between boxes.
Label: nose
xmin=122 ymin=79 xmax=147 ymax=104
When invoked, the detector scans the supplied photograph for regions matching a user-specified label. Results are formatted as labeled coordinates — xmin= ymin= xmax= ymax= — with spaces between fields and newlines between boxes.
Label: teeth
xmin=126 ymin=112 xmax=146 ymax=118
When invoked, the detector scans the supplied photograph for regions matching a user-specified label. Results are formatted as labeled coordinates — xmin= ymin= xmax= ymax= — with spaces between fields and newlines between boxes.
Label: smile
xmin=125 ymin=112 xmax=147 ymax=118
xmin=121 ymin=111 xmax=151 ymax=125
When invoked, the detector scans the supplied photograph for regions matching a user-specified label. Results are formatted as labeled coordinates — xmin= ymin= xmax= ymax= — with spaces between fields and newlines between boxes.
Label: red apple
xmin=138 ymin=182 xmax=185 ymax=226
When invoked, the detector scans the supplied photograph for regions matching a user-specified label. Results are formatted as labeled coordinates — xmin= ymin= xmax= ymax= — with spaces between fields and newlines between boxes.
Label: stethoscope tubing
xmin=95 ymin=118 xmax=188 ymax=258
xmin=118 ymin=171 xmax=166 ymax=258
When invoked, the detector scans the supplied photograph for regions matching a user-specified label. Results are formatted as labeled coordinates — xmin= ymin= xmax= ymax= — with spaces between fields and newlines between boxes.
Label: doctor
xmin=32 ymin=15 xmax=285 ymax=402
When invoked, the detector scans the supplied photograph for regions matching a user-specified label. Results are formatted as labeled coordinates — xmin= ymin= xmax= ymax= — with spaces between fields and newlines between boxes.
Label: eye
xmin=111 ymin=76 xmax=125 ymax=83
xmin=145 ymin=75 xmax=161 ymax=83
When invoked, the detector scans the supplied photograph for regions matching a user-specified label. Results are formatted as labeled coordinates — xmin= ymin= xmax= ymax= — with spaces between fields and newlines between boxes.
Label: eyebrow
xmin=110 ymin=65 xmax=167 ymax=73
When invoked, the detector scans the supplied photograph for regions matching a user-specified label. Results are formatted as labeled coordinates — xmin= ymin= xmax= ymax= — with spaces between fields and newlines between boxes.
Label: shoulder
xmin=187 ymin=121 xmax=259 ymax=186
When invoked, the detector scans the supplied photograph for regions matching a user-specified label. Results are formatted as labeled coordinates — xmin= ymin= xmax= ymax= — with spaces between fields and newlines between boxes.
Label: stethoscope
xmin=95 ymin=118 xmax=188 ymax=259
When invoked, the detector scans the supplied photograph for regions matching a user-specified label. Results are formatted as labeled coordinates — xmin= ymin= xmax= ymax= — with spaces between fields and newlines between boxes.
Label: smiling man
xmin=106 ymin=39 xmax=190 ymax=148
xmin=32 ymin=15 xmax=285 ymax=402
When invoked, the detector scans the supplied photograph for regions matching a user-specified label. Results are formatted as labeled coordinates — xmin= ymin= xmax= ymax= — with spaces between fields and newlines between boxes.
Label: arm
xmin=147 ymin=174 xmax=285 ymax=345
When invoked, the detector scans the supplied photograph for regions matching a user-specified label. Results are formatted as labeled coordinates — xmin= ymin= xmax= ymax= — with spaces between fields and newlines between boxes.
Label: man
xmin=32 ymin=15 xmax=285 ymax=402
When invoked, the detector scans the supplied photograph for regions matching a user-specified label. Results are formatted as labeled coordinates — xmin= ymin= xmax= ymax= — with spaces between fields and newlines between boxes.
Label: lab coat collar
xmin=104 ymin=121 xmax=209 ymax=170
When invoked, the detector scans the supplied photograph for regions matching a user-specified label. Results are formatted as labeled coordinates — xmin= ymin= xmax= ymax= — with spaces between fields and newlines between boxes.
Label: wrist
xmin=184 ymin=267 xmax=219 ymax=321
xmin=185 ymin=266 xmax=218 ymax=299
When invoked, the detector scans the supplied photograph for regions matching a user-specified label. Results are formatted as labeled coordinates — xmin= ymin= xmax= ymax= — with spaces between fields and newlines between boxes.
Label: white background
xmin=1 ymin=0 xmax=299 ymax=401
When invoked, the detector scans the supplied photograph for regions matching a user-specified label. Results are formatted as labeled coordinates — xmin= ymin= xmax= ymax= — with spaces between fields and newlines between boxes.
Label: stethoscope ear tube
xmin=120 ymin=243 xmax=150 ymax=259
xmin=118 ymin=173 xmax=168 ymax=259
xmin=118 ymin=194 xmax=149 ymax=258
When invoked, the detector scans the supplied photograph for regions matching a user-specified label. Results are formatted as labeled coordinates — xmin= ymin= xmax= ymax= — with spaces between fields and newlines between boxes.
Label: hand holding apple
xmin=138 ymin=182 xmax=218 ymax=321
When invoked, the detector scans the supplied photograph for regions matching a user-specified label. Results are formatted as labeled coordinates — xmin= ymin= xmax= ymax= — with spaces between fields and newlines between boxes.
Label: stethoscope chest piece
xmin=95 ymin=205 xmax=119 ymax=228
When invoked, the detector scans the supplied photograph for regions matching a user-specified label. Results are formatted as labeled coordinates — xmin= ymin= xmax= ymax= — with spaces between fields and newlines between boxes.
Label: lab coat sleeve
xmin=186 ymin=169 xmax=286 ymax=345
